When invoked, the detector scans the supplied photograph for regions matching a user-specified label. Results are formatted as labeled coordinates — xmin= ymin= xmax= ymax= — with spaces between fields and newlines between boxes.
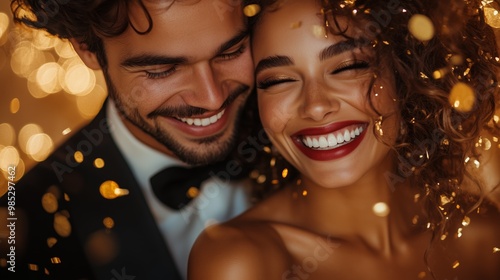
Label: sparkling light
xmin=243 ymin=4 xmax=261 ymax=17
xmin=100 ymin=180 xmax=130 ymax=199
xmin=449 ymin=82 xmax=475 ymax=112
xmin=76 ymin=85 xmax=107 ymax=119
xmin=18 ymin=123 xmax=43 ymax=154
xmin=0 ymin=146 xmax=20 ymax=171
xmin=408 ymin=14 xmax=435 ymax=41
xmin=26 ymin=133 xmax=54 ymax=162
xmin=36 ymin=62 xmax=63 ymax=94
xmin=64 ymin=63 xmax=96 ymax=96
xmin=0 ymin=123 xmax=16 ymax=146
xmin=373 ymin=202 xmax=390 ymax=217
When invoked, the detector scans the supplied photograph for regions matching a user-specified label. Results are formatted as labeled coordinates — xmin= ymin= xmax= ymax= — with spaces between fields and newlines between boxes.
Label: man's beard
xmin=104 ymin=72 xmax=250 ymax=165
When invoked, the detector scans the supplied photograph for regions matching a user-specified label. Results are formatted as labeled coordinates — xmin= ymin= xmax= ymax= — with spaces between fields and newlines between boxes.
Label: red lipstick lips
xmin=292 ymin=121 xmax=367 ymax=161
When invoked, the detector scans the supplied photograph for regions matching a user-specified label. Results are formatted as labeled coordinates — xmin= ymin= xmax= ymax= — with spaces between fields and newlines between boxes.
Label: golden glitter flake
xmin=449 ymin=82 xmax=475 ymax=112
xmin=187 ymin=186 xmax=199 ymax=198
xmin=28 ymin=263 xmax=39 ymax=271
xmin=440 ymin=194 xmax=452 ymax=206
xmin=408 ymin=14 xmax=435 ymax=41
xmin=493 ymin=247 xmax=500 ymax=253
xmin=94 ymin=158 xmax=105 ymax=168
xmin=42 ymin=192 xmax=58 ymax=213
xmin=312 ymin=25 xmax=327 ymax=38
xmin=452 ymin=260 xmax=460 ymax=269
xmin=103 ymin=217 xmax=115 ymax=229
xmin=257 ymin=174 xmax=266 ymax=184
xmin=290 ymin=21 xmax=302 ymax=29
xmin=462 ymin=216 xmax=471 ymax=227
xmin=372 ymin=202 xmax=390 ymax=217
xmin=47 ymin=237 xmax=58 ymax=248
xmin=54 ymin=212 xmax=72 ymax=237
xmin=74 ymin=151 xmax=84 ymax=163
xmin=99 ymin=180 xmax=129 ymax=199
xmin=484 ymin=3 xmax=500 ymax=28
xmin=302 ymin=190 xmax=308 ymax=197
xmin=50 ymin=257 xmax=61 ymax=264
xmin=457 ymin=227 xmax=463 ymax=238
xmin=243 ymin=4 xmax=261 ymax=17
xmin=282 ymin=168 xmax=289 ymax=178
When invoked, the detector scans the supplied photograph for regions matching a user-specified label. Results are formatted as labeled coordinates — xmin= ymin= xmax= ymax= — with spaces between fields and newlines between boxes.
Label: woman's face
xmin=253 ymin=0 xmax=400 ymax=188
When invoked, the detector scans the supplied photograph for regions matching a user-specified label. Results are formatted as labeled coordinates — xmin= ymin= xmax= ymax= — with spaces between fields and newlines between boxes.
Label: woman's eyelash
xmin=257 ymin=78 xmax=297 ymax=90
xmin=331 ymin=60 xmax=370 ymax=74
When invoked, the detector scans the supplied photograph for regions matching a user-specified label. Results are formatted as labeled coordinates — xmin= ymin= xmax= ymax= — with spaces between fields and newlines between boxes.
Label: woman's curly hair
xmin=250 ymin=0 xmax=500 ymax=224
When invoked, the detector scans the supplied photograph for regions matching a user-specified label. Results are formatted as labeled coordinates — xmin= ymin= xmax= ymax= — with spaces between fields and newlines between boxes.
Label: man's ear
xmin=69 ymin=38 xmax=102 ymax=70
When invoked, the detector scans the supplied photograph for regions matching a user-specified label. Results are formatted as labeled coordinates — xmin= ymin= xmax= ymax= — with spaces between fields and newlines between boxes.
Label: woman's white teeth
xmin=179 ymin=110 xmax=225 ymax=127
xmin=301 ymin=126 xmax=364 ymax=149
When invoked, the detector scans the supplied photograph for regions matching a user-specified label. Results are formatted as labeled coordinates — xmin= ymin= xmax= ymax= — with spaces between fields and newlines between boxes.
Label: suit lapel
xmin=60 ymin=103 xmax=182 ymax=279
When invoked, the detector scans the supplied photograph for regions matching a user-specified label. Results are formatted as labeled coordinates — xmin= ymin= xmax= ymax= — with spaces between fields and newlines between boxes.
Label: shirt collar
xmin=106 ymin=100 xmax=185 ymax=188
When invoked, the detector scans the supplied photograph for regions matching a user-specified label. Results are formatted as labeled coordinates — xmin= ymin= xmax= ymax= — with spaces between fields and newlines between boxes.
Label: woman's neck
xmin=287 ymin=160 xmax=427 ymax=257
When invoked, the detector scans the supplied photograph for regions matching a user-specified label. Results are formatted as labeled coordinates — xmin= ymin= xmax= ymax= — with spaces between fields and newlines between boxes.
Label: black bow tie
xmin=150 ymin=161 xmax=247 ymax=210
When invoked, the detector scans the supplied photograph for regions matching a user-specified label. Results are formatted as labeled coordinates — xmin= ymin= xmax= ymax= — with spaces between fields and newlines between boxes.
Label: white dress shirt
xmin=106 ymin=100 xmax=252 ymax=279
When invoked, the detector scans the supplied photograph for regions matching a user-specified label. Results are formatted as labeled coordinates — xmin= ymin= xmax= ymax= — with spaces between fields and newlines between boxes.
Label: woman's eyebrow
xmin=254 ymin=55 xmax=294 ymax=76
xmin=319 ymin=39 xmax=366 ymax=61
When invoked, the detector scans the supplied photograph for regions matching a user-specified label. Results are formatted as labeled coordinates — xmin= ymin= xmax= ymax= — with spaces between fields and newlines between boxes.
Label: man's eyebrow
xmin=319 ymin=39 xmax=366 ymax=61
xmin=121 ymin=54 xmax=187 ymax=68
xmin=215 ymin=29 xmax=249 ymax=55
xmin=254 ymin=55 xmax=294 ymax=76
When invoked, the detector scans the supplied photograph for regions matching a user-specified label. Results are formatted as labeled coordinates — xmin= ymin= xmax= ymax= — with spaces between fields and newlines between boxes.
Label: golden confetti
xmin=432 ymin=68 xmax=449 ymax=79
xmin=440 ymin=233 xmax=448 ymax=240
xmin=302 ymin=190 xmax=308 ymax=197
xmin=187 ymin=186 xmax=199 ymax=198
xmin=50 ymin=257 xmax=61 ymax=264
xmin=484 ymin=4 xmax=500 ymax=28
xmin=94 ymin=158 xmax=105 ymax=168
xmin=99 ymin=180 xmax=129 ymax=199
xmin=408 ymin=14 xmax=435 ymax=41
xmin=270 ymin=157 xmax=276 ymax=167
xmin=54 ymin=212 xmax=71 ymax=237
xmin=282 ymin=168 xmax=289 ymax=178
xmin=243 ymin=4 xmax=261 ymax=17
xmin=493 ymin=247 xmax=500 ymax=253
xmin=312 ymin=25 xmax=327 ymax=38
xmin=10 ymin=98 xmax=20 ymax=114
xmin=449 ymin=82 xmax=475 ymax=112
xmin=263 ymin=146 xmax=272 ymax=153
xmin=28 ymin=264 xmax=39 ymax=271
xmin=257 ymin=174 xmax=266 ymax=184
xmin=457 ymin=228 xmax=463 ymax=238
xmin=74 ymin=151 xmax=84 ymax=163
xmin=41 ymin=192 xmax=58 ymax=213
xmin=440 ymin=194 xmax=452 ymax=206
xmin=372 ymin=202 xmax=390 ymax=217
xmin=103 ymin=217 xmax=114 ymax=229
xmin=462 ymin=216 xmax=470 ymax=226
xmin=47 ymin=237 xmax=57 ymax=248
xmin=290 ymin=21 xmax=302 ymax=29
xmin=449 ymin=54 xmax=464 ymax=65
xmin=452 ymin=260 xmax=460 ymax=269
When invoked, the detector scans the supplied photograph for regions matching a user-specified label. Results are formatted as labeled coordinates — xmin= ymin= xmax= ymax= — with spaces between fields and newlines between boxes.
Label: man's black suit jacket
xmin=0 ymin=101 xmax=182 ymax=279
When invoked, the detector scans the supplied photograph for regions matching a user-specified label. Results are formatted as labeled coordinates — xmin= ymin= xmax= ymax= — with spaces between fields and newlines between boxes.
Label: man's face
xmin=102 ymin=0 xmax=254 ymax=165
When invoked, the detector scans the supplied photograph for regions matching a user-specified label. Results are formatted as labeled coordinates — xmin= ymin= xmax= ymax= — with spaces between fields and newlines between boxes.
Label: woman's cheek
xmin=258 ymin=97 xmax=291 ymax=134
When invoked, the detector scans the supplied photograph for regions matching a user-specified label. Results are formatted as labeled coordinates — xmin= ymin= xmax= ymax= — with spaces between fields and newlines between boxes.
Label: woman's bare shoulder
xmin=188 ymin=218 xmax=291 ymax=280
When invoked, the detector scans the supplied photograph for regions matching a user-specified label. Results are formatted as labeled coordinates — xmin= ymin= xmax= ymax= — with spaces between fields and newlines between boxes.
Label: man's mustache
xmin=147 ymin=84 xmax=250 ymax=119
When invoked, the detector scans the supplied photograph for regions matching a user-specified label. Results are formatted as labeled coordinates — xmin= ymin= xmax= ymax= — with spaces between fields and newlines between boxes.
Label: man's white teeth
xmin=302 ymin=126 xmax=364 ymax=150
xmin=179 ymin=109 xmax=225 ymax=127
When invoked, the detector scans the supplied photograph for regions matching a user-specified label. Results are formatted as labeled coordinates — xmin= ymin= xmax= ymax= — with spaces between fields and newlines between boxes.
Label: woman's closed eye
xmin=257 ymin=76 xmax=297 ymax=90
xmin=331 ymin=60 xmax=370 ymax=75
